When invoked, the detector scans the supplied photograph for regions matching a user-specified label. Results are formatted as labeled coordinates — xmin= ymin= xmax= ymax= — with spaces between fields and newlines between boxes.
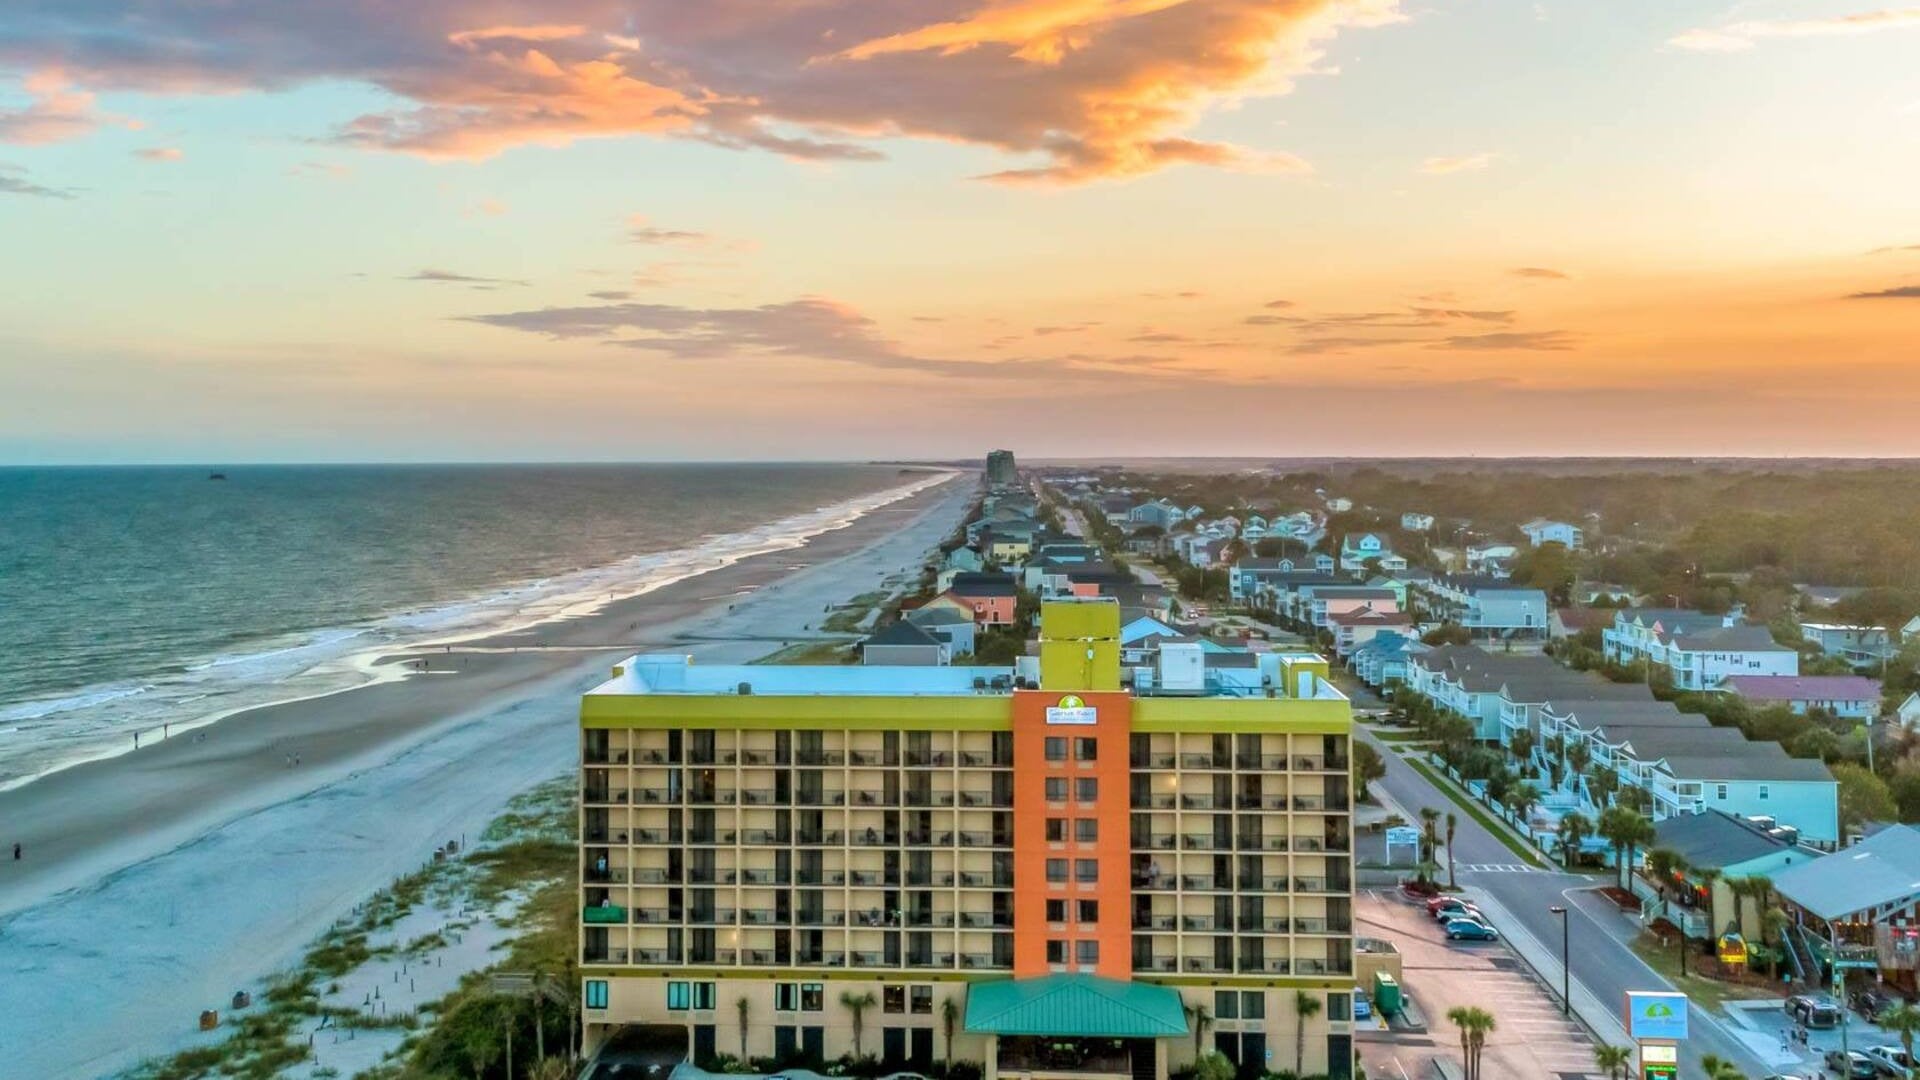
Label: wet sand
xmin=0 ymin=475 xmax=968 ymax=918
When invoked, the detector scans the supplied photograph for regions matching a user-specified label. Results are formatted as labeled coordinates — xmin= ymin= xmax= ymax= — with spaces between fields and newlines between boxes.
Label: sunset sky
xmin=2 ymin=0 xmax=1917 ymax=462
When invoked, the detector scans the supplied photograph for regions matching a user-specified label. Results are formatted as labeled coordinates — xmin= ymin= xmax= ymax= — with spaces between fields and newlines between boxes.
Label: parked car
xmin=1786 ymin=994 xmax=1844 ymax=1028
xmin=1424 ymin=894 xmax=1466 ymax=915
xmin=1432 ymin=900 xmax=1484 ymax=923
xmin=1825 ymin=1050 xmax=1878 ymax=1079
xmin=1852 ymin=986 xmax=1902 ymax=1020
xmin=1445 ymin=918 xmax=1499 ymax=941
xmin=1864 ymin=1046 xmax=1912 ymax=1076
xmin=1353 ymin=989 xmax=1373 ymax=1021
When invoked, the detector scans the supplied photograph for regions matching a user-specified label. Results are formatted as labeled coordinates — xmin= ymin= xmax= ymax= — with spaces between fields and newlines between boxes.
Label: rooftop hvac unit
xmin=1159 ymin=642 xmax=1205 ymax=692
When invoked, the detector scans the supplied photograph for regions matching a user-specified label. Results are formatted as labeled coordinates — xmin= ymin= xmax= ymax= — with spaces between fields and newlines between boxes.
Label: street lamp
xmin=1549 ymin=906 xmax=1570 ymax=1017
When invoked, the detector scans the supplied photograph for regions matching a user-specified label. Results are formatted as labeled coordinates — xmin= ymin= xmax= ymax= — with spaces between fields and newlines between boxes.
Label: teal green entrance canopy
xmin=964 ymin=975 xmax=1188 ymax=1039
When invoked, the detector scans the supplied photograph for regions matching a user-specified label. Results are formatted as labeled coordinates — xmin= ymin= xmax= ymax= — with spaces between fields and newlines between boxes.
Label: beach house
xmin=1520 ymin=519 xmax=1583 ymax=549
xmin=1718 ymin=675 xmax=1883 ymax=720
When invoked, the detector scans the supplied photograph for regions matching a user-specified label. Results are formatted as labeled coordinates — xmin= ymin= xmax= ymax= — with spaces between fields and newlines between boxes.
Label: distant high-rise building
xmin=985 ymin=449 xmax=1017 ymax=487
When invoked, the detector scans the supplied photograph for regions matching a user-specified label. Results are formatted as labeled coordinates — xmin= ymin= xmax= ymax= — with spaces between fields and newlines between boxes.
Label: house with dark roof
xmin=1541 ymin=698 xmax=1840 ymax=844
xmin=904 ymin=604 xmax=977 ymax=657
xmin=1412 ymin=574 xmax=1548 ymax=640
xmin=1647 ymin=810 xmax=1811 ymax=940
xmin=1604 ymin=608 xmax=1798 ymax=690
xmin=860 ymin=620 xmax=949 ymax=667
xmin=1720 ymin=675 xmax=1883 ymax=719
xmin=944 ymin=572 xmax=1020 ymax=627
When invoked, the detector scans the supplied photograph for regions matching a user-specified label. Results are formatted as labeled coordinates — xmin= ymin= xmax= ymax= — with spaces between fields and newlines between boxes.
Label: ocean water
xmin=0 ymin=463 xmax=941 ymax=788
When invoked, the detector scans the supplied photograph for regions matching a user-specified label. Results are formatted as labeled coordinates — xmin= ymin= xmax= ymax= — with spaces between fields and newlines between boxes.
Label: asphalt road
xmin=1357 ymin=723 xmax=1775 ymax=1078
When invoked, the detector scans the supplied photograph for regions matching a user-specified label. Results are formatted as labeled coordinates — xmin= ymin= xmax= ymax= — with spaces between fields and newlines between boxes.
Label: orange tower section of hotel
xmin=1010 ymin=686 xmax=1134 ymax=977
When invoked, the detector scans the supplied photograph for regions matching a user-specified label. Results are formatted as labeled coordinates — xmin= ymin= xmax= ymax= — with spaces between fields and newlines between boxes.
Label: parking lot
xmin=1721 ymin=996 xmax=1909 ymax=1076
xmin=1355 ymin=887 xmax=1602 ymax=1079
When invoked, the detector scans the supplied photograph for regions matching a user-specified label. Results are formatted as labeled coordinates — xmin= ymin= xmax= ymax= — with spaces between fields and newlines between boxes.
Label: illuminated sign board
xmin=1625 ymin=991 xmax=1689 ymax=1041
xmin=1045 ymin=694 xmax=1098 ymax=725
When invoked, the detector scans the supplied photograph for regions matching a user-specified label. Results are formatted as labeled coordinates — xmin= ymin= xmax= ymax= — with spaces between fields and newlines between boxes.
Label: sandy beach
xmin=0 ymin=472 xmax=970 ymax=1079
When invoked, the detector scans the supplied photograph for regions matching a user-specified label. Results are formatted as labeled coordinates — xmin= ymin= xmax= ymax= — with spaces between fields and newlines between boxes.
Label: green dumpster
xmin=1371 ymin=972 xmax=1402 ymax=1016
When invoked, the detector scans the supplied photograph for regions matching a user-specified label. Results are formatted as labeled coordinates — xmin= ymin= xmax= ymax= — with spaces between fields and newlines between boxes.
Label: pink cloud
xmin=134 ymin=146 xmax=183 ymax=162
xmin=0 ymin=0 xmax=1400 ymax=180
xmin=0 ymin=68 xmax=136 ymax=145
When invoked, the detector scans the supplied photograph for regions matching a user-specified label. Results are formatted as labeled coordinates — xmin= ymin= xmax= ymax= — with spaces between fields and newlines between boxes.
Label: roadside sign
xmin=1624 ymin=991 xmax=1688 ymax=1041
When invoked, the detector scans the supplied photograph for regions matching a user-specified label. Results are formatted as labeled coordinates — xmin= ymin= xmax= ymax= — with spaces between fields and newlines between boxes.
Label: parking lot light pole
xmin=1549 ymin=906 xmax=1570 ymax=1017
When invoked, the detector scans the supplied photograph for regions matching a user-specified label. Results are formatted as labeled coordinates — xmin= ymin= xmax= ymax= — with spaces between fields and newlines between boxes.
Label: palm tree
xmin=1591 ymin=1044 xmax=1632 ymax=1080
xmin=1508 ymin=781 xmax=1541 ymax=828
xmin=940 ymin=997 xmax=960 ymax=1071
xmin=1598 ymin=806 xmax=1654 ymax=891
xmin=1445 ymin=1006 xmax=1496 ymax=1080
xmin=840 ymin=990 xmax=877 ymax=1059
xmin=1419 ymin=807 xmax=1442 ymax=884
xmin=1645 ymin=848 xmax=1681 ymax=903
xmin=737 ymin=996 xmax=751 ymax=1059
xmin=1445 ymin=812 xmax=1459 ymax=889
xmin=1761 ymin=907 xmax=1790 ymax=979
xmin=1509 ymin=730 xmax=1537 ymax=766
xmin=1185 ymin=1001 xmax=1214 ymax=1059
xmin=1879 ymin=1002 xmax=1920 ymax=1076
xmin=1557 ymin=812 xmax=1593 ymax=869
xmin=1293 ymin=991 xmax=1322 ymax=1074
xmin=1587 ymin=764 xmax=1619 ymax=809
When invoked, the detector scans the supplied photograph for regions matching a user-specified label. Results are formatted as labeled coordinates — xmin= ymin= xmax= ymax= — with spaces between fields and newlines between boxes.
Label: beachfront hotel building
xmin=578 ymin=599 xmax=1357 ymax=1079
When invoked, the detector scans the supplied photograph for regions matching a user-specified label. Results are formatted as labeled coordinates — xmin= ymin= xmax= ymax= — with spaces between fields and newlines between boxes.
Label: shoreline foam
xmin=0 ymin=469 xmax=954 ymax=792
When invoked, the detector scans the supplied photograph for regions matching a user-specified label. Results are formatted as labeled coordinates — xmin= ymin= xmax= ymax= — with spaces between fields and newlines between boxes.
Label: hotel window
xmin=1045 ymin=737 xmax=1068 ymax=762
xmin=1047 ymin=899 xmax=1068 ymax=922
xmin=884 ymin=985 xmax=907 ymax=1014
xmin=1215 ymin=990 xmax=1240 ymax=1020
xmin=1076 ymin=778 xmax=1098 ymax=802
xmin=1075 ymin=738 xmax=1098 ymax=762
xmin=1075 ymin=940 xmax=1099 ymax=965
xmin=1075 ymin=859 xmax=1099 ymax=883
xmin=1047 ymin=940 xmax=1068 ymax=964
xmin=1241 ymin=992 xmax=1265 ymax=1020
xmin=1046 ymin=818 xmax=1067 ymax=842
xmin=1046 ymin=778 xmax=1068 ymax=802
xmin=667 ymin=982 xmax=690 ymax=1011
xmin=585 ymin=980 xmax=609 ymax=1010
xmin=801 ymin=984 xmax=824 ymax=1012
xmin=1327 ymin=993 xmax=1350 ymax=1022
xmin=775 ymin=984 xmax=799 ymax=1011
xmin=1076 ymin=819 xmax=1098 ymax=843
xmin=912 ymin=986 xmax=933 ymax=1014
xmin=1047 ymin=859 xmax=1068 ymax=883
xmin=1077 ymin=900 xmax=1099 ymax=924
xmin=692 ymin=982 xmax=716 ymax=1010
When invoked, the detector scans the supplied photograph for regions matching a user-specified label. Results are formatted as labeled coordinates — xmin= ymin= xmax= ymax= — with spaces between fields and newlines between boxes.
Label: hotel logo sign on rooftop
xmin=1045 ymin=694 xmax=1099 ymax=725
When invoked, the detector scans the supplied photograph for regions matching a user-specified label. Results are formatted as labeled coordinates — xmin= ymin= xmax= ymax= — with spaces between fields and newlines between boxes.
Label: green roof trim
xmin=963 ymin=975 xmax=1189 ymax=1038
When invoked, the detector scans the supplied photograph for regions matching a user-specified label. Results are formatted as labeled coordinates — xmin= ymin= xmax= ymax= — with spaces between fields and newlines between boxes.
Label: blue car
xmin=1445 ymin=918 xmax=1499 ymax=941
xmin=1353 ymin=988 xmax=1373 ymax=1021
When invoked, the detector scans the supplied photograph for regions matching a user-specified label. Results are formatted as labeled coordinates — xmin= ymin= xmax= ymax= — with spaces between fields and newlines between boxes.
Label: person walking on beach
xmin=11 ymin=842 xmax=19 ymax=861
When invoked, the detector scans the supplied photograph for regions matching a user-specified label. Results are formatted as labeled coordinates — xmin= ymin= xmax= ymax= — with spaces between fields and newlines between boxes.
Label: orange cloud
xmin=1 ymin=0 xmax=1400 ymax=180
xmin=134 ymin=146 xmax=183 ymax=162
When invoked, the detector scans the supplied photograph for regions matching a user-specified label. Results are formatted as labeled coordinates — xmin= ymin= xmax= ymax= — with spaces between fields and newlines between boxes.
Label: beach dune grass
xmin=128 ymin=776 xmax=581 ymax=1080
